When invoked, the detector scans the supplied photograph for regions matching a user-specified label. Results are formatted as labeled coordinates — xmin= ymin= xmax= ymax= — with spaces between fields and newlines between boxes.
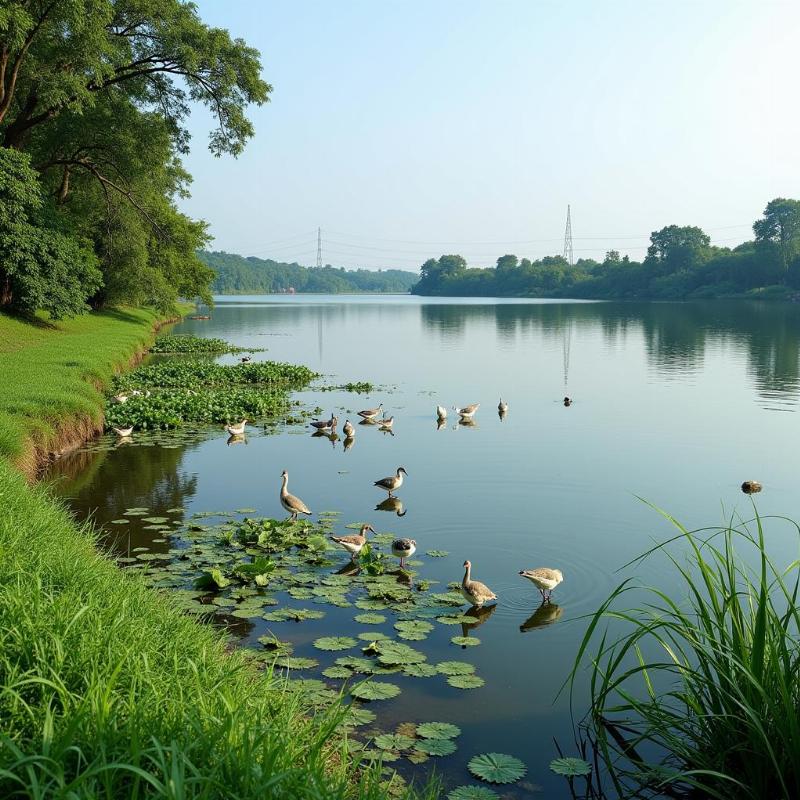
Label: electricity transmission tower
xmin=563 ymin=205 xmax=574 ymax=266
xmin=316 ymin=227 xmax=322 ymax=269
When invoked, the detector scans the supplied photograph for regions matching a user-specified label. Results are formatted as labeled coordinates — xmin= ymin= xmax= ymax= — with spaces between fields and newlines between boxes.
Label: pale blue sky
xmin=179 ymin=1 xmax=800 ymax=270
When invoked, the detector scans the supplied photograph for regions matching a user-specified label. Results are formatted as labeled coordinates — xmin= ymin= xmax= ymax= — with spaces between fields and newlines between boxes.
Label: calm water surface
xmin=48 ymin=296 xmax=800 ymax=797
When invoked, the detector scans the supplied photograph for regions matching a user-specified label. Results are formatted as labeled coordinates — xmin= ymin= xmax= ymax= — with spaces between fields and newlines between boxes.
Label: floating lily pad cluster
xmin=107 ymin=504 xmax=508 ymax=792
xmin=149 ymin=335 xmax=256 ymax=354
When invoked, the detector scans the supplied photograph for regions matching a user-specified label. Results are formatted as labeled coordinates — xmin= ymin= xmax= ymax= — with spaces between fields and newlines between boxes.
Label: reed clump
xmin=571 ymin=506 xmax=800 ymax=799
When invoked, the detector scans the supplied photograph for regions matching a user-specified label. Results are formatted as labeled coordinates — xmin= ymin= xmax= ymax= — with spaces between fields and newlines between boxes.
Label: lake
xmin=46 ymin=295 xmax=800 ymax=797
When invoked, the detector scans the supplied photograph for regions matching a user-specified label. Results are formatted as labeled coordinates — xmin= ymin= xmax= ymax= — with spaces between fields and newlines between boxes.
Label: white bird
xmin=461 ymin=560 xmax=497 ymax=607
xmin=357 ymin=403 xmax=383 ymax=420
xmin=331 ymin=524 xmax=375 ymax=560
xmin=112 ymin=426 xmax=133 ymax=437
xmin=342 ymin=419 xmax=355 ymax=437
xmin=225 ymin=419 xmax=248 ymax=436
xmin=391 ymin=537 xmax=416 ymax=567
xmin=373 ymin=466 xmax=407 ymax=497
xmin=498 ymin=398 xmax=508 ymax=413
xmin=130 ymin=389 xmax=151 ymax=398
xmin=279 ymin=470 xmax=312 ymax=521
xmin=453 ymin=403 xmax=480 ymax=419
xmin=519 ymin=567 xmax=564 ymax=603
xmin=436 ymin=405 xmax=447 ymax=420
xmin=111 ymin=393 xmax=128 ymax=404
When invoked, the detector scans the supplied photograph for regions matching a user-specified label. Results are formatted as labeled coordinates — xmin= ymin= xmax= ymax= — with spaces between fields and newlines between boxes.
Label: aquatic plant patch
xmin=149 ymin=335 xmax=256 ymax=354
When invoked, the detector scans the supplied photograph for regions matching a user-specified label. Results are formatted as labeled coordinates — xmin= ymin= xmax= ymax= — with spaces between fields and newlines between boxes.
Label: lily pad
xmin=451 ymin=635 xmax=481 ymax=647
xmin=436 ymin=615 xmax=474 ymax=625
xmin=415 ymin=738 xmax=457 ymax=757
xmin=194 ymin=568 xmax=230 ymax=590
xmin=447 ymin=787 xmax=500 ymax=800
xmin=435 ymin=661 xmax=475 ymax=676
xmin=417 ymin=722 xmax=461 ymax=740
xmin=468 ymin=753 xmax=527 ymax=784
xmin=350 ymin=681 xmax=402 ymax=701
xmin=426 ymin=550 xmax=449 ymax=557
xmin=142 ymin=516 xmax=168 ymax=524
xmin=402 ymin=662 xmax=438 ymax=678
xmin=357 ymin=631 xmax=392 ymax=642
xmin=549 ymin=757 xmax=592 ymax=777
xmin=313 ymin=636 xmax=357 ymax=651
xmin=235 ymin=508 xmax=257 ymax=514
xmin=273 ymin=656 xmax=319 ymax=670
xmin=110 ymin=519 xmax=130 ymax=525
xmin=354 ymin=612 xmax=386 ymax=625
xmin=376 ymin=642 xmax=427 ymax=666
xmin=447 ymin=674 xmax=485 ymax=689
xmin=343 ymin=707 xmax=376 ymax=726
xmin=374 ymin=733 xmax=416 ymax=751
xmin=322 ymin=665 xmax=353 ymax=679
xmin=394 ymin=620 xmax=434 ymax=640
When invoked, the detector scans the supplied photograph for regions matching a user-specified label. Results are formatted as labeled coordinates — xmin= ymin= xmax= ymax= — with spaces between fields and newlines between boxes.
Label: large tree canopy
xmin=0 ymin=0 xmax=269 ymax=317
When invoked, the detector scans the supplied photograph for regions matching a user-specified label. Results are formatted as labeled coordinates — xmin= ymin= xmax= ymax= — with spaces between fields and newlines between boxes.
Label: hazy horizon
xmin=179 ymin=1 xmax=800 ymax=272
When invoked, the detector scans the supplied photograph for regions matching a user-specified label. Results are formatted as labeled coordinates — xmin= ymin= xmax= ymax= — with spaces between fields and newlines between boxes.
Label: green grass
xmin=0 ymin=308 xmax=179 ymax=464
xmin=570 ymin=506 xmax=800 ymax=799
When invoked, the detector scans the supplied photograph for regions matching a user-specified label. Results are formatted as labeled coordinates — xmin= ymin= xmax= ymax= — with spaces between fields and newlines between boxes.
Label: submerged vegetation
xmin=413 ymin=198 xmax=800 ymax=300
xmin=571 ymin=508 xmax=800 ymax=799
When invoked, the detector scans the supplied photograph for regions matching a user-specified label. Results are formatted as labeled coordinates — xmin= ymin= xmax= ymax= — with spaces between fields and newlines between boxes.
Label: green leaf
xmin=426 ymin=550 xmax=449 ymax=557
xmin=402 ymin=662 xmax=438 ymax=678
xmin=467 ymin=753 xmax=527 ymax=784
xmin=374 ymin=733 xmax=416 ymax=751
xmin=354 ymin=612 xmax=387 ymax=624
xmin=322 ymin=665 xmax=353 ymax=679
xmin=110 ymin=519 xmax=130 ymax=525
xmin=447 ymin=674 xmax=485 ymax=689
xmin=549 ymin=757 xmax=592 ymax=777
xmin=435 ymin=661 xmax=475 ymax=676
xmin=451 ymin=635 xmax=481 ymax=647
xmin=350 ymin=681 xmax=402 ymax=701
xmin=273 ymin=656 xmax=319 ymax=670
xmin=447 ymin=786 xmax=500 ymax=800
xmin=375 ymin=642 xmax=427 ymax=666
xmin=313 ymin=636 xmax=357 ymax=651
xmin=414 ymin=738 xmax=457 ymax=756
xmin=416 ymin=722 xmax=461 ymax=739
xmin=193 ymin=568 xmax=230 ymax=590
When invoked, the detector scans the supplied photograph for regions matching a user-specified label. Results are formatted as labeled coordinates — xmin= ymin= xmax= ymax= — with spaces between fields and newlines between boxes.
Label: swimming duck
xmin=279 ymin=470 xmax=312 ymax=521
xmin=373 ymin=466 xmax=407 ymax=497
xmin=331 ymin=524 xmax=375 ymax=560
xmin=461 ymin=560 xmax=497 ymax=607
xmin=519 ymin=567 xmax=563 ymax=603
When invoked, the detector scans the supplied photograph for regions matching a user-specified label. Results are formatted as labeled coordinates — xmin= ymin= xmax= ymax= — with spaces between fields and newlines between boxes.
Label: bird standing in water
xmin=460 ymin=560 xmax=497 ymax=607
xmin=519 ymin=567 xmax=563 ymax=603
xmin=279 ymin=470 xmax=312 ymax=521
xmin=374 ymin=466 xmax=407 ymax=497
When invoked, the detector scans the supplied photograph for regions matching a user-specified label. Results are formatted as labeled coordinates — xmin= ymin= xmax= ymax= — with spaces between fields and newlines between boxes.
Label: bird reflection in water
xmin=520 ymin=602 xmax=563 ymax=632
xmin=114 ymin=436 xmax=134 ymax=448
xmin=456 ymin=417 xmax=478 ymax=429
xmin=311 ymin=429 xmax=339 ymax=448
xmin=436 ymin=418 xmax=446 ymax=431
xmin=335 ymin=560 xmax=361 ymax=578
xmin=343 ymin=435 xmax=355 ymax=452
xmin=460 ymin=603 xmax=497 ymax=638
xmin=226 ymin=434 xmax=247 ymax=447
xmin=375 ymin=496 xmax=407 ymax=517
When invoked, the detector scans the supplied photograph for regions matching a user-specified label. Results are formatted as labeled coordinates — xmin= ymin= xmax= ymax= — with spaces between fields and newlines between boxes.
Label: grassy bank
xmin=0 ymin=311 xmax=431 ymax=798
xmin=0 ymin=308 xmax=181 ymax=474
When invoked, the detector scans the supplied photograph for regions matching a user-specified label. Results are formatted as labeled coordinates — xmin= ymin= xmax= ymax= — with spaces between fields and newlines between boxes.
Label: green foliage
xmin=0 ymin=149 xmax=101 ymax=318
xmin=414 ymin=738 xmax=457 ymax=757
xmin=447 ymin=787 xmax=500 ymax=800
xmin=0 ymin=0 xmax=270 ymax=314
xmin=201 ymin=250 xmax=417 ymax=294
xmin=350 ymin=681 xmax=402 ymax=701
xmin=416 ymin=722 xmax=461 ymax=740
xmin=446 ymin=674 xmax=484 ymax=689
xmin=467 ymin=753 xmax=527 ymax=784
xmin=549 ymin=757 xmax=592 ymax=777
xmin=412 ymin=198 xmax=800 ymax=300
xmin=150 ymin=335 xmax=250 ymax=354
xmin=571 ymin=509 xmax=800 ymax=799
xmin=313 ymin=637 xmax=358 ymax=652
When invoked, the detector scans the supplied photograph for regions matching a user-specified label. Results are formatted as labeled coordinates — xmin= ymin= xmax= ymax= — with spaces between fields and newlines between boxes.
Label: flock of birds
xmin=276 ymin=396 xmax=565 ymax=607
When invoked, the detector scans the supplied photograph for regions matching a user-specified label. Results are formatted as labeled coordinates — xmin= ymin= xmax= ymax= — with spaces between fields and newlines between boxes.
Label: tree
xmin=753 ymin=198 xmax=800 ymax=274
xmin=604 ymin=250 xmax=621 ymax=264
xmin=646 ymin=225 xmax=710 ymax=273
xmin=496 ymin=254 xmax=519 ymax=273
xmin=0 ymin=148 xmax=101 ymax=316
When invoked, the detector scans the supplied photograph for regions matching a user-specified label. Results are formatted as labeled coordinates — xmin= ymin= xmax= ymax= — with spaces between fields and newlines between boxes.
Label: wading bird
xmin=391 ymin=537 xmax=416 ymax=567
xmin=331 ymin=524 xmax=375 ymax=560
xmin=498 ymin=398 xmax=508 ymax=413
xmin=112 ymin=426 xmax=133 ymax=437
xmin=374 ymin=466 xmax=407 ymax=497
xmin=279 ymin=470 xmax=312 ymax=521
xmin=357 ymin=403 xmax=383 ymax=420
xmin=519 ymin=567 xmax=563 ymax=603
xmin=461 ymin=560 xmax=497 ymax=607
xmin=225 ymin=419 xmax=248 ymax=436
xmin=342 ymin=419 xmax=355 ymax=437
xmin=453 ymin=402 xmax=480 ymax=419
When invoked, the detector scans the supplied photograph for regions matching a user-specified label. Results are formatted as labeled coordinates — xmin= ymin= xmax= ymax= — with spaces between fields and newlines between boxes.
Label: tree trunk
xmin=0 ymin=267 xmax=12 ymax=307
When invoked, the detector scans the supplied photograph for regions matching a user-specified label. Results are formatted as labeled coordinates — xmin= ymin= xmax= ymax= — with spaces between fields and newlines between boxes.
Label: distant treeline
xmin=412 ymin=199 xmax=800 ymax=300
xmin=201 ymin=251 xmax=417 ymax=294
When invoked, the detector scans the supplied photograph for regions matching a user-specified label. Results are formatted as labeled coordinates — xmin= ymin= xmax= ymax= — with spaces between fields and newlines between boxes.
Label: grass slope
xmin=0 ymin=311 xmax=433 ymax=799
xmin=0 ymin=308 xmax=175 ymax=467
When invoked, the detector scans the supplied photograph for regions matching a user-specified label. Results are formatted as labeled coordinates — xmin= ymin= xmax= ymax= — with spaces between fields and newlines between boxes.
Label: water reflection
xmin=520 ymin=603 xmax=564 ymax=632
xmin=226 ymin=433 xmax=247 ymax=446
xmin=375 ymin=496 xmax=407 ymax=516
